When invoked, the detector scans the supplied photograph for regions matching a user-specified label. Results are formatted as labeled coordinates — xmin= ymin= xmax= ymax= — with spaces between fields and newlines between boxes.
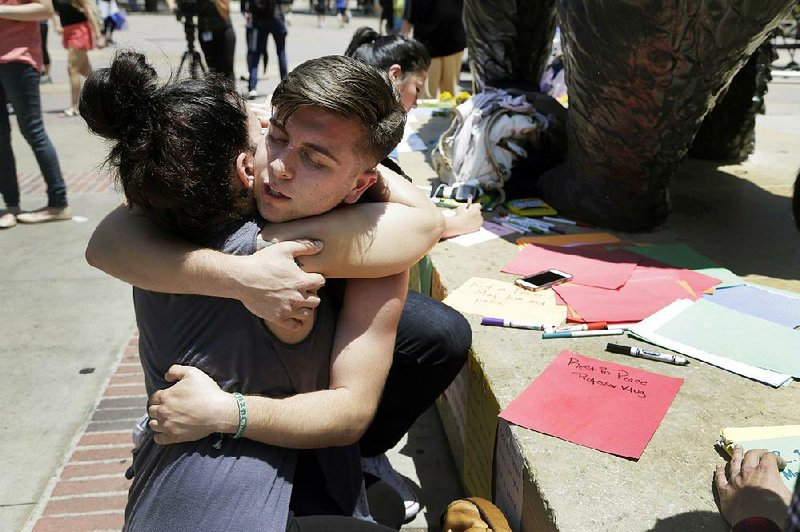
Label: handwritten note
xmin=500 ymin=351 xmax=683 ymax=459
xmin=442 ymin=277 xmax=567 ymax=324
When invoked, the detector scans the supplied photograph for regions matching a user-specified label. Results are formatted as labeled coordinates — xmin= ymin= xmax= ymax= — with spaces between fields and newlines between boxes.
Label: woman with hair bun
xmin=346 ymin=26 xmax=429 ymax=113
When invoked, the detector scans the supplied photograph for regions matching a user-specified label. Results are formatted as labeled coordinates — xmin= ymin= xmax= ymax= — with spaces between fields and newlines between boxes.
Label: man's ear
xmin=234 ymin=151 xmax=255 ymax=191
xmin=342 ymin=168 xmax=379 ymax=204
xmin=387 ymin=64 xmax=403 ymax=82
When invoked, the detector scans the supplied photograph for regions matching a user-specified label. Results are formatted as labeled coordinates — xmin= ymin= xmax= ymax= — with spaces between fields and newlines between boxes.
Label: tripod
xmin=176 ymin=15 xmax=206 ymax=79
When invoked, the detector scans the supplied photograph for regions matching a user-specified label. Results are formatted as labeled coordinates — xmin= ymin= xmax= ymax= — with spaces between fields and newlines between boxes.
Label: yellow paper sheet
xmin=720 ymin=425 xmax=800 ymax=453
xmin=442 ymin=277 xmax=567 ymax=325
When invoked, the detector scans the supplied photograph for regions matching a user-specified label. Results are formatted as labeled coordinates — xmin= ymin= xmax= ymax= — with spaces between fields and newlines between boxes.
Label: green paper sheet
xmin=655 ymin=299 xmax=800 ymax=377
xmin=615 ymin=244 xmax=743 ymax=288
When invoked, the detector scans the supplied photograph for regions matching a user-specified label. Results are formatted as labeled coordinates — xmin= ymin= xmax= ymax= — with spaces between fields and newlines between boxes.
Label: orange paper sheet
xmin=516 ymin=232 xmax=621 ymax=248
xmin=500 ymin=351 xmax=683 ymax=459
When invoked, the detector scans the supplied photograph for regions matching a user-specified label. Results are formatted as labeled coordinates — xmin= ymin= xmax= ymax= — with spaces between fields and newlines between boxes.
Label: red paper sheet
xmin=499 ymin=351 xmax=683 ymax=459
xmin=501 ymin=245 xmax=639 ymax=290
xmin=553 ymin=267 xmax=699 ymax=323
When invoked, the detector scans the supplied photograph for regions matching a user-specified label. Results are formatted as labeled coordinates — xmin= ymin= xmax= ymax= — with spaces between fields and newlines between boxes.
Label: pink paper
xmin=483 ymin=221 xmax=517 ymax=237
xmin=501 ymin=245 xmax=639 ymax=290
xmin=553 ymin=267 xmax=696 ymax=323
xmin=634 ymin=259 xmax=720 ymax=295
xmin=500 ymin=351 xmax=683 ymax=459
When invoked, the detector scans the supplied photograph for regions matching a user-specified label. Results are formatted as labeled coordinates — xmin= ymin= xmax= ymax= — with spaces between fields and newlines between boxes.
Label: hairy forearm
xmin=216 ymin=388 xmax=373 ymax=448
xmin=0 ymin=0 xmax=53 ymax=21
xmin=86 ymin=205 xmax=244 ymax=298
xmin=266 ymin=167 xmax=444 ymax=277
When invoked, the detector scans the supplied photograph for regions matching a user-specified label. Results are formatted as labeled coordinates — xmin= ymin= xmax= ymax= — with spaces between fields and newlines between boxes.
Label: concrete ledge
xmin=428 ymin=239 xmax=799 ymax=531
xmin=404 ymin=83 xmax=800 ymax=530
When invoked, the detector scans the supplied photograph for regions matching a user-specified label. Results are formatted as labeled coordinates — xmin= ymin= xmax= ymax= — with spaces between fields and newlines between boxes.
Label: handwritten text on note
xmin=500 ymin=351 xmax=683 ymax=459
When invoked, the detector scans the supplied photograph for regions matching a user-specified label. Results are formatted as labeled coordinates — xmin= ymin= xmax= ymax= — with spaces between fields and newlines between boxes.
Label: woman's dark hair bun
xmin=344 ymin=26 xmax=380 ymax=58
xmin=80 ymin=50 xmax=159 ymax=140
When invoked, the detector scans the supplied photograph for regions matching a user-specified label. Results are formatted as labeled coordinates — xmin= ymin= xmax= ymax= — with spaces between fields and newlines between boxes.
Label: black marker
xmin=606 ymin=343 xmax=689 ymax=366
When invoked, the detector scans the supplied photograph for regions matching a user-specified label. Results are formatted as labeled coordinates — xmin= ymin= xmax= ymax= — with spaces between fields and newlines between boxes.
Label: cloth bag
xmin=441 ymin=497 xmax=512 ymax=532
xmin=432 ymin=88 xmax=548 ymax=202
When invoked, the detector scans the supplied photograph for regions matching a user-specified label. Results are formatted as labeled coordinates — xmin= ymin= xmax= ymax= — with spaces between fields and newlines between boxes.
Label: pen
xmin=481 ymin=317 xmax=546 ymax=331
xmin=542 ymin=329 xmax=625 ymax=339
xmin=606 ymin=343 xmax=689 ymax=366
xmin=555 ymin=321 xmax=608 ymax=332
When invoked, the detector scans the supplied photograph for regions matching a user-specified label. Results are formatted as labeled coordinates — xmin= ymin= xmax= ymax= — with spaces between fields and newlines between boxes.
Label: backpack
xmin=431 ymin=88 xmax=549 ymax=203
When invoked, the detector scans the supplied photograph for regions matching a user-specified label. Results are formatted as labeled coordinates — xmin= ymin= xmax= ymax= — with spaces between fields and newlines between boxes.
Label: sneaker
xmin=62 ymin=107 xmax=78 ymax=117
xmin=0 ymin=207 xmax=20 ymax=229
xmin=362 ymin=454 xmax=420 ymax=522
xmin=247 ymin=89 xmax=258 ymax=100
xmin=16 ymin=206 xmax=72 ymax=224
xmin=40 ymin=74 xmax=52 ymax=84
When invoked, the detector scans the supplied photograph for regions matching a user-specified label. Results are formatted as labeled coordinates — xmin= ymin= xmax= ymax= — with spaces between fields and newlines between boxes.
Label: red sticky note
xmin=502 ymin=244 xmax=639 ymax=289
xmin=499 ymin=351 xmax=683 ymax=459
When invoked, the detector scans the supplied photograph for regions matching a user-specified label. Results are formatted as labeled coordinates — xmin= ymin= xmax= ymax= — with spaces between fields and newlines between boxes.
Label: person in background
xmin=39 ymin=19 xmax=52 ymax=82
xmin=713 ymin=170 xmax=800 ymax=532
xmin=243 ymin=0 xmax=287 ymax=98
xmin=97 ymin=0 xmax=120 ymax=45
xmin=402 ymin=0 xmax=464 ymax=99
xmin=52 ymin=0 xmax=104 ymax=117
xmin=0 ymin=0 xmax=71 ymax=227
xmin=335 ymin=0 xmax=347 ymax=28
xmin=240 ymin=0 xmax=268 ymax=89
xmin=345 ymin=26 xmax=481 ymax=238
xmin=313 ymin=0 xmax=324 ymax=27
xmin=166 ymin=0 xmax=236 ymax=80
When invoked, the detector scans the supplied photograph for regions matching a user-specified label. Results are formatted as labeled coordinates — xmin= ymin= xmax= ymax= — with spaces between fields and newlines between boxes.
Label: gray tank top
xmin=125 ymin=217 xmax=362 ymax=531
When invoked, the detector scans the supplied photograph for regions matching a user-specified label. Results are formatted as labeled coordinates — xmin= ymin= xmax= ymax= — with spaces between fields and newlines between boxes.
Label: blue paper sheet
xmin=704 ymin=285 xmax=800 ymax=329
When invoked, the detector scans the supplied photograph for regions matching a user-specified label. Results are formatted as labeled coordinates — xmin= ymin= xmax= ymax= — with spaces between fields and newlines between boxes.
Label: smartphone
xmin=515 ymin=269 xmax=572 ymax=291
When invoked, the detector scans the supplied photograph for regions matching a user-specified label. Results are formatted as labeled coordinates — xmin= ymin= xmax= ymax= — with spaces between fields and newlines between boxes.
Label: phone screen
xmin=521 ymin=271 xmax=569 ymax=286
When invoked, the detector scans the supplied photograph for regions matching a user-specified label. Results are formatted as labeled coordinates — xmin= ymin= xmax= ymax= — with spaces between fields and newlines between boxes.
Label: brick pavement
xmin=27 ymin=335 xmax=143 ymax=532
xmin=18 ymin=171 xmax=114 ymax=196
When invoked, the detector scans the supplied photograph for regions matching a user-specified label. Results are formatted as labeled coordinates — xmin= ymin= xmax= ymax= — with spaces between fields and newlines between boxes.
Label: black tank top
xmin=53 ymin=0 xmax=88 ymax=27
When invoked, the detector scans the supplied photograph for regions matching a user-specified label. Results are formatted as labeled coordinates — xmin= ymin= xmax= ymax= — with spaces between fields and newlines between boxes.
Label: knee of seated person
xmin=418 ymin=308 xmax=472 ymax=367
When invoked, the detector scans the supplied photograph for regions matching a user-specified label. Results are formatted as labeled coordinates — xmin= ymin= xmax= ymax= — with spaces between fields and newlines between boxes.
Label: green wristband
xmin=232 ymin=392 xmax=247 ymax=439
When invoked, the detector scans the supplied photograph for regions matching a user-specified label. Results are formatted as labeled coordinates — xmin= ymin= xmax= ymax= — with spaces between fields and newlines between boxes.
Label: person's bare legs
xmin=439 ymin=49 xmax=464 ymax=96
xmin=66 ymin=49 xmax=90 ymax=114
xmin=422 ymin=56 xmax=442 ymax=99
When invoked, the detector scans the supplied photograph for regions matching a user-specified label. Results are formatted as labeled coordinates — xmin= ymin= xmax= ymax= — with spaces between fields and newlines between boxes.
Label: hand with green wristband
xmin=148 ymin=365 xmax=244 ymax=445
